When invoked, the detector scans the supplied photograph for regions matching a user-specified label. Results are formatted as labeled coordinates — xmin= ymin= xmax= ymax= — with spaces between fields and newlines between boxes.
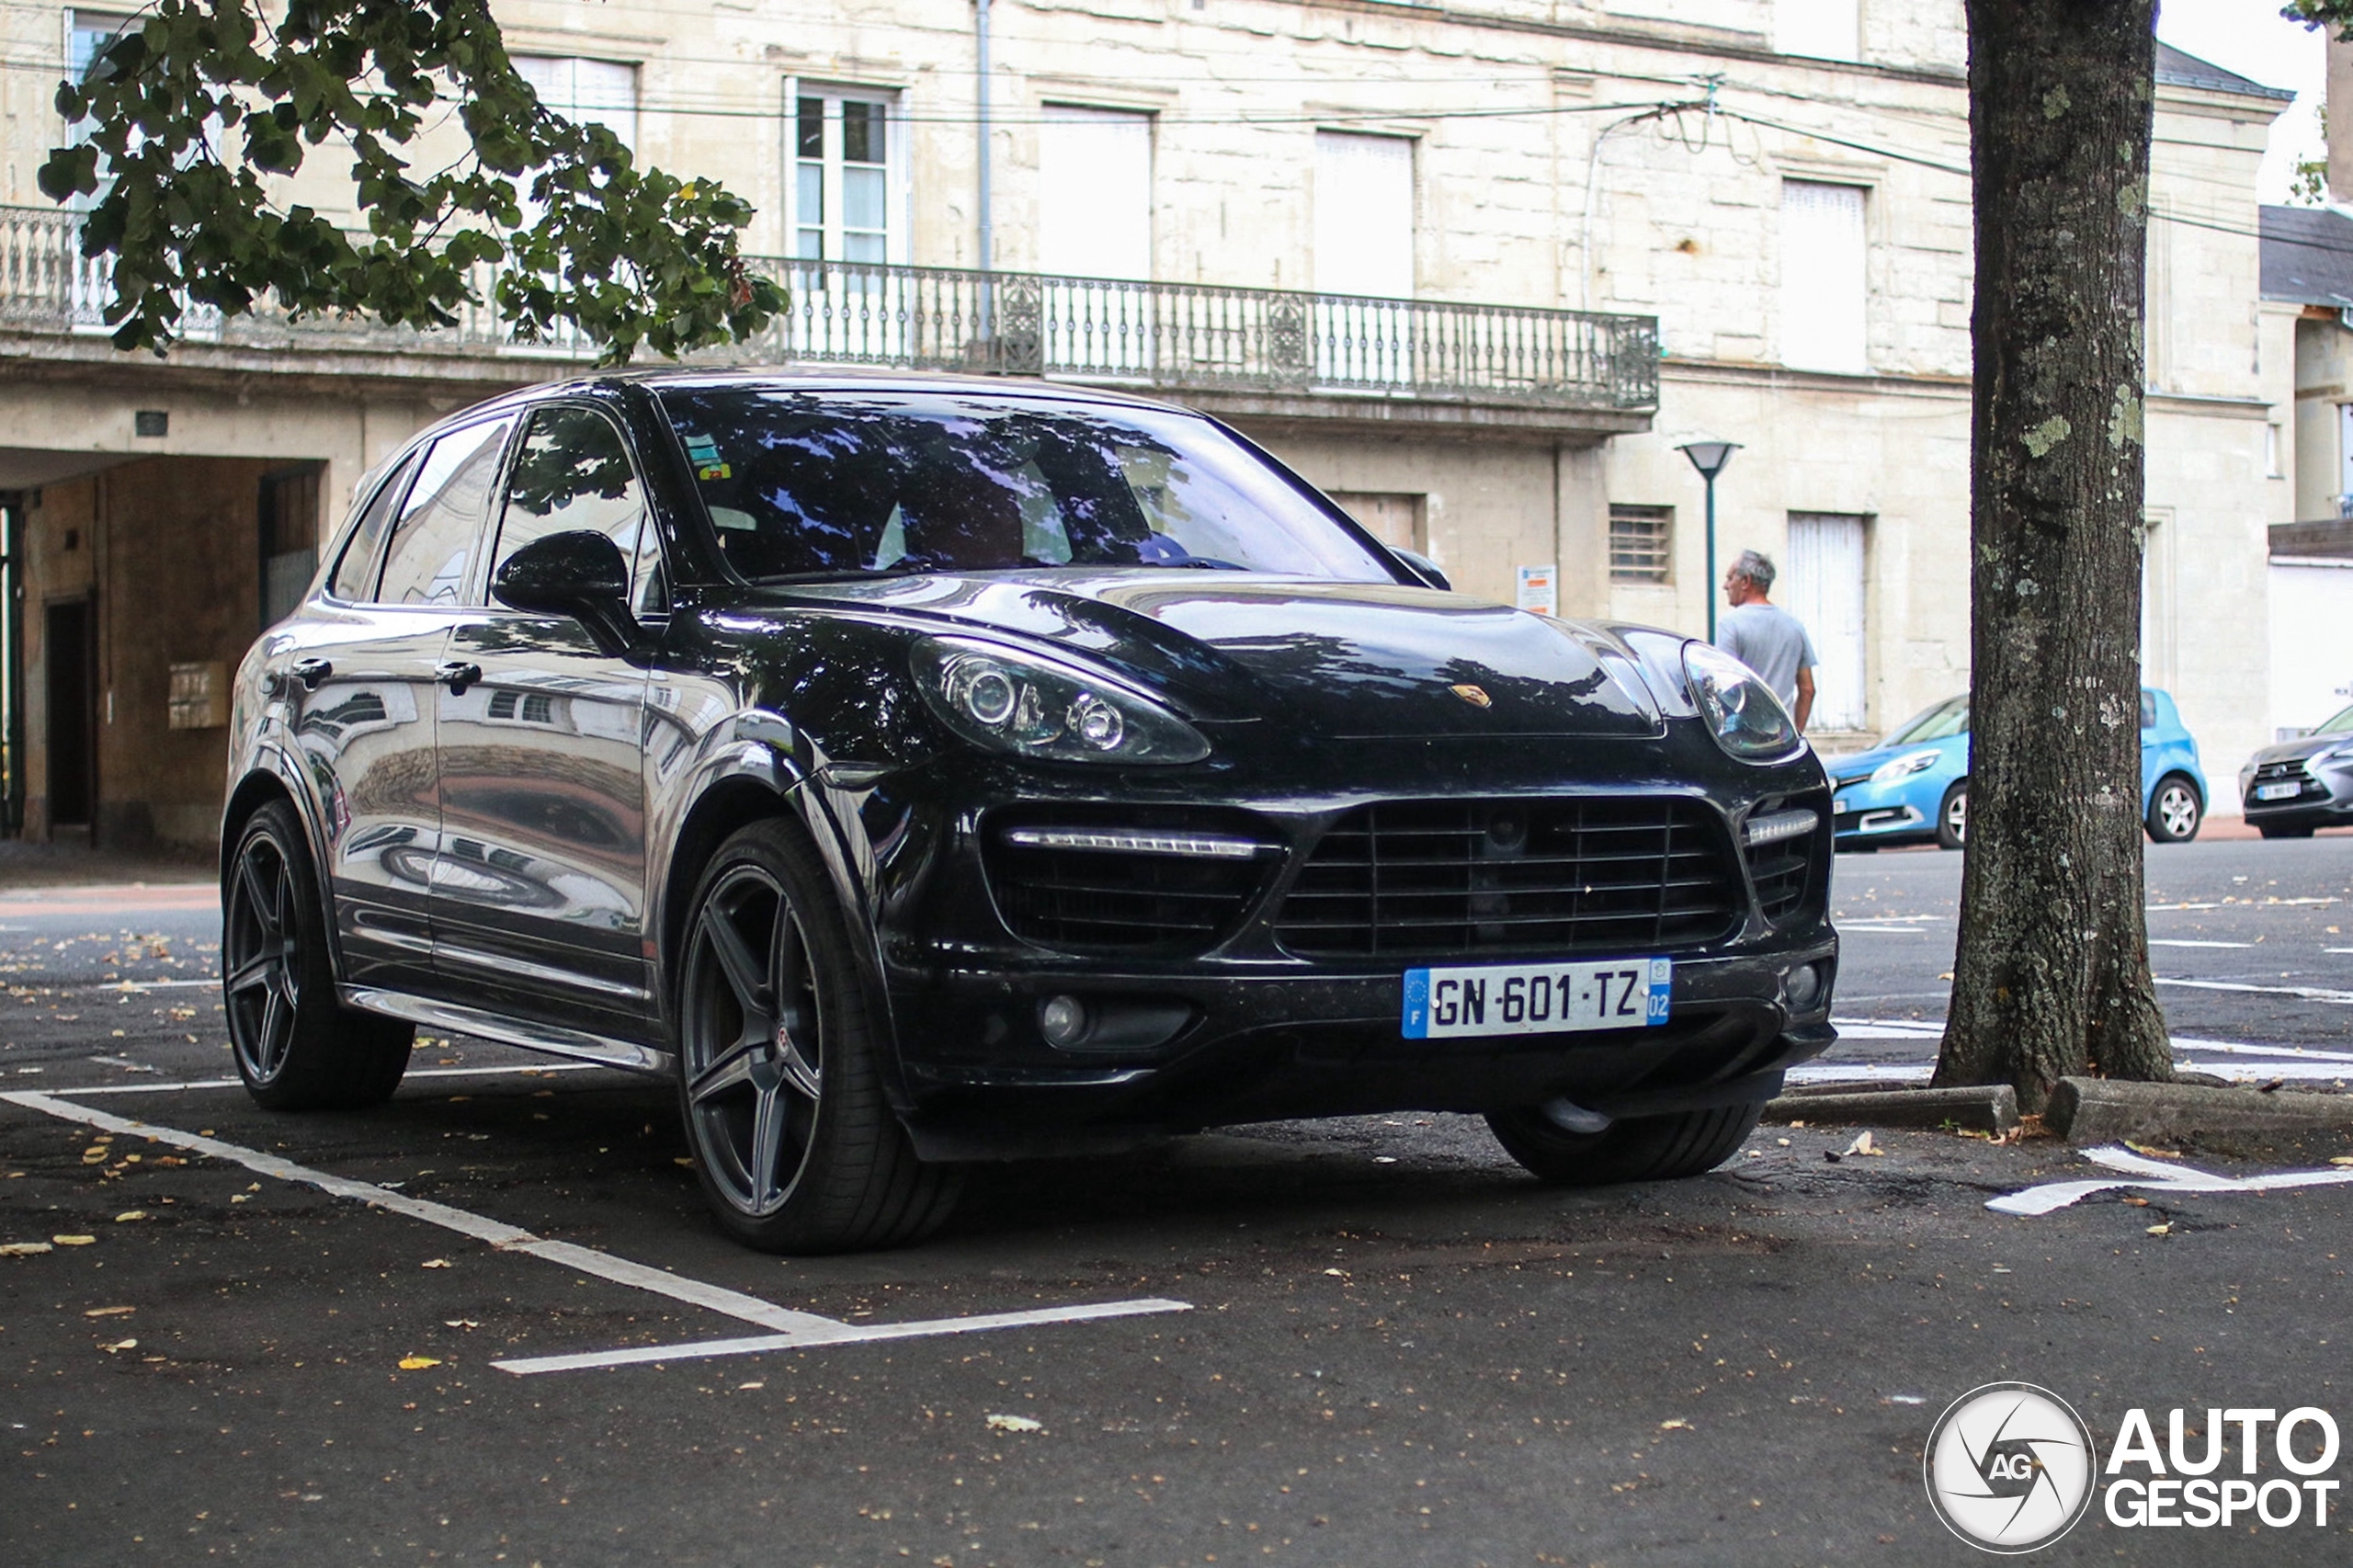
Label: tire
xmin=1935 ymin=780 xmax=1968 ymax=850
xmin=2257 ymin=822 xmax=2314 ymax=840
xmin=673 ymin=817 xmax=961 ymax=1254
xmin=2144 ymin=775 xmax=2202 ymax=844
xmin=223 ymin=801 xmax=414 ymax=1110
xmin=1485 ymin=1101 xmax=1763 ymax=1186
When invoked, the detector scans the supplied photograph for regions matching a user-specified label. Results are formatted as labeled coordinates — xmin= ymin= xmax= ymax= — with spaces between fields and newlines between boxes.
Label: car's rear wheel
xmin=1936 ymin=781 xmax=1968 ymax=850
xmin=674 ymin=818 xmax=961 ymax=1254
xmin=1485 ymin=1101 xmax=1762 ymax=1186
xmin=2257 ymin=822 xmax=2314 ymax=839
xmin=2145 ymin=775 xmax=2202 ymax=844
xmin=223 ymin=801 xmax=414 ymax=1109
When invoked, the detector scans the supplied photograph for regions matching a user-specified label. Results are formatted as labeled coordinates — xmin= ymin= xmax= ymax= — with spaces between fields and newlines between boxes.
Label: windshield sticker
xmin=683 ymin=433 xmax=732 ymax=482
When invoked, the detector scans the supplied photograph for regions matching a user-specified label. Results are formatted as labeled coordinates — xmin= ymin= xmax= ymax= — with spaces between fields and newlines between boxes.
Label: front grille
xmin=983 ymin=807 xmax=1273 ymax=954
xmin=1274 ymin=797 xmax=1745 ymax=959
xmin=2250 ymin=759 xmax=2325 ymax=801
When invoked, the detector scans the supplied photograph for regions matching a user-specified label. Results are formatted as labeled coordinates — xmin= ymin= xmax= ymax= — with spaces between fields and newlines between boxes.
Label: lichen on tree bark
xmin=1935 ymin=0 xmax=2173 ymax=1109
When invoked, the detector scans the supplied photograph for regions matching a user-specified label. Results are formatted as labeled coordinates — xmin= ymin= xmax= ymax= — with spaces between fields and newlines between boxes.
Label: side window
xmin=492 ymin=406 xmax=665 ymax=616
xmin=2139 ymin=692 xmax=2157 ymax=731
xmin=376 ymin=417 xmax=517 ymax=607
xmin=327 ymin=453 xmax=420 ymax=602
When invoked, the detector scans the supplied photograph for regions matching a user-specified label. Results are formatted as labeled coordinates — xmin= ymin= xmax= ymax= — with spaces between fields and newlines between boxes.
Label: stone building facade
xmin=0 ymin=1 xmax=2295 ymax=846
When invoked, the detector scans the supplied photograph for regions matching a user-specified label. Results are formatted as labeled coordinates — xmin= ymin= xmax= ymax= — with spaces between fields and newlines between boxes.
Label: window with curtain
xmin=793 ymin=91 xmax=895 ymax=264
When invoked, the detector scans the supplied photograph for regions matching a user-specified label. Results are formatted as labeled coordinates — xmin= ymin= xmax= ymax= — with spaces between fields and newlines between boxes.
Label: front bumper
xmin=1830 ymin=777 xmax=1935 ymax=844
xmin=2241 ymin=761 xmax=2353 ymax=828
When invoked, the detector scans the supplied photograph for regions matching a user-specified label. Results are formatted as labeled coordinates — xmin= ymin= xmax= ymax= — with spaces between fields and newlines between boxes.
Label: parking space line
xmin=50 ymin=1062 xmax=611 ymax=1096
xmin=2156 ymin=976 xmax=2353 ymax=1005
xmin=2149 ymin=939 xmax=2253 ymax=949
xmin=1987 ymin=1144 xmax=2353 ymax=1217
xmin=0 ymin=1087 xmax=1192 ymax=1370
xmin=490 ymin=1299 xmax=1195 ymax=1378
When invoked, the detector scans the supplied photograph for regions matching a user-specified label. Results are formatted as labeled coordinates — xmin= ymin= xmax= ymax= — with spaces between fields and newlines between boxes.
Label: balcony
xmin=1 ymin=205 xmax=1658 ymax=434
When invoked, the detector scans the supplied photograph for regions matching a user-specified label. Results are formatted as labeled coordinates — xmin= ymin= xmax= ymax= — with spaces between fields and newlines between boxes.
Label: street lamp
xmin=1677 ymin=438 xmax=1741 ymax=642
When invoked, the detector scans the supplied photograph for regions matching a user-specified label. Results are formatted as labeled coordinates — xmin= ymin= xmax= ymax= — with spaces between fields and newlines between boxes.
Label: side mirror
xmin=1392 ymin=548 xmax=1451 ymax=592
xmin=492 ymin=530 xmax=642 ymax=655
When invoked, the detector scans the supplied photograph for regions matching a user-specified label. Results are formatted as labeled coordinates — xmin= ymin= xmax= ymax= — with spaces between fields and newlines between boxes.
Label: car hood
xmin=2246 ymin=734 xmax=2352 ymax=769
xmin=774 ymin=571 xmax=1665 ymax=738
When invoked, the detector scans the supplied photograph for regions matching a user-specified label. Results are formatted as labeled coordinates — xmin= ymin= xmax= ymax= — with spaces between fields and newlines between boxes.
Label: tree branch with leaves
xmin=40 ymin=0 xmax=782 ymax=362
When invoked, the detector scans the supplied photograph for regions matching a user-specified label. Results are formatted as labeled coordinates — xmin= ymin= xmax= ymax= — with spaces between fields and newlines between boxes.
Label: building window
xmin=260 ymin=466 xmax=322 ymax=628
xmin=1779 ymin=181 xmax=1869 ymax=374
xmin=513 ymin=56 xmax=638 ymax=151
xmin=1785 ymin=512 xmax=1869 ymax=731
xmin=1608 ymin=506 xmax=1673 ymax=584
xmin=2267 ymin=422 xmax=2285 ymax=480
xmin=1040 ymin=107 xmax=1153 ymax=280
xmin=793 ymin=90 xmax=895 ymax=264
xmin=1776 ymin=0 xmax=1860 ymax=62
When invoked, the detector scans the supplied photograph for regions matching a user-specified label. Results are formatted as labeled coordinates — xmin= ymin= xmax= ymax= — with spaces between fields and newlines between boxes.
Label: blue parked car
xmin=1825 ymin=688 xmax=2208 ymax=850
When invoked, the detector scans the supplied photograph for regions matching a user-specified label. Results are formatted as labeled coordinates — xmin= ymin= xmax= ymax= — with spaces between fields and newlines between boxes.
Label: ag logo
xmin=1924 ymin=1382 xmax=2098 ymax=1553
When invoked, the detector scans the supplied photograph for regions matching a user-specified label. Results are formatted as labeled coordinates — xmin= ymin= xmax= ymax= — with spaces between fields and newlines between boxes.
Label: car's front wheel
xmin=674 ymin=818 xmax=961 ymax=1254
xmin=2145 ymin=775 xmax=2202 ymax=844
xmin=1486 ymin=1101 xmax=1762 ymax=1186
xmin=1936 ymin=781 xmax=1968 ymax=850
xmin=223 ymin=800 xmax=414 ymax=1109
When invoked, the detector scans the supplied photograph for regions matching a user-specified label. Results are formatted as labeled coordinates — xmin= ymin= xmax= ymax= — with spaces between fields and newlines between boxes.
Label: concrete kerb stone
xmin=2045 ymin=1075 xmax=2353 ymax=1145
xmin=1761 ymin=1083 xmax=2021 ymax=1133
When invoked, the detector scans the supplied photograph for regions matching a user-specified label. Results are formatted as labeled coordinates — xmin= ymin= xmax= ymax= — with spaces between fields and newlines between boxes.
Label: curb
xmin=1763 ymin=1084 xmax=2020 ymax=1133
xmin=2046 ymin=1076 xmax=2353 ymax=1144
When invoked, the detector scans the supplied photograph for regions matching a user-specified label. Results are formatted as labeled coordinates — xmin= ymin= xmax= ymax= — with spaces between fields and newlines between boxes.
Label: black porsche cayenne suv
xmin=222 ymin=371 xmax=1836 ymax=1252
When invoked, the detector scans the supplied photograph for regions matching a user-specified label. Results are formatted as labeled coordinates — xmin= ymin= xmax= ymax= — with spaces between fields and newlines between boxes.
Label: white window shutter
xmin=1314 ymin=132 xmax=1415 ymax=299
xmin=1040 ymin=108 xmax=1154 ymax=280
xmin=1780 ymin=181 xmax=1868 ymax=373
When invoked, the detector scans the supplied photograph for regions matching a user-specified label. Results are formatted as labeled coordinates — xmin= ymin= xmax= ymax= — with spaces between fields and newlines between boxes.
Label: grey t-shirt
xmin=1713 ymin=603 xmax=1818 ymax=705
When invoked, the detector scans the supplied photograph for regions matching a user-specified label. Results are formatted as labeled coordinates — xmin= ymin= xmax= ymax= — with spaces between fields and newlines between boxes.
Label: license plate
xmin=1402 ymin=958 xmax=1671 ymax=1040
xmin=2254 ymin=782 xmax=2302 ymax=801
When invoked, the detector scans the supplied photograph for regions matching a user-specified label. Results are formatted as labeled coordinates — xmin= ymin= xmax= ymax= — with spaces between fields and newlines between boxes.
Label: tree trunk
xmin=1935 ymin=0 xmax=2173 ymax=1111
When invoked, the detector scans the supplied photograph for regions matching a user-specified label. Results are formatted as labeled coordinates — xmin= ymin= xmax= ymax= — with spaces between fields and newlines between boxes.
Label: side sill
xmin=339 ymin=986 xmax=675 ymax=1076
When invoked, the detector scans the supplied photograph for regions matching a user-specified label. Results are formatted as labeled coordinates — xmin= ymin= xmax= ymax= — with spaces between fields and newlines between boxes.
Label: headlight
xmin=912 ymin=637 xmax=1210 ymax=765
xmin=1870 ymin=748 xmax=1943 ymax=785
xmin=1680 ymin=642 xmax=1802 ymax=763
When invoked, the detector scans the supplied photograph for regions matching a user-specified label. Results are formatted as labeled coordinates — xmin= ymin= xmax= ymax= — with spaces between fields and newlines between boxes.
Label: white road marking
xmin=1786 ymin=1062 xmax=1933 ymax=1084
xmin=2156 ymin=976 xmax=2353 ymax=1005
xmin=2167 ymin=1037 xmax=2353 ymax=1066
xmin=0 ymin=1086 xmax=1190 ymax=1369
xmin=2149 ymin=939 xmax=2253 ymax=949
xmin=101 ymin=979 xmax=218 ymax=991
xmin=1988 ymin=1145 xmax=2353 ymax=1217
xmin=1835 ymin=925 xmax=1932 ymax=935
xmin=491 ymin=1300 xmax=1196 ymax=1377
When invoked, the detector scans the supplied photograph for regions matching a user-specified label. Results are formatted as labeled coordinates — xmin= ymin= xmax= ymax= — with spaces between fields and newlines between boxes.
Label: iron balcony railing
xmin=1 ymin=204 xmax=1658 ymax=412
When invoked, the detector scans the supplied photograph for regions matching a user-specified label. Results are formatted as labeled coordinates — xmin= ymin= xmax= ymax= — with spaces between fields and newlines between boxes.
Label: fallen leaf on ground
xmin=2146 ymin=1223 xmax=2173 ymax=1236
xmin=51 ymin=1234 xmax=96 ymax=1246
xmin=0 ymin=1242 xmax=54 ymax=1256
xmin=99 ymin=1338 xmax=137 ymax=1353
xmin=1659 ymin=1418 xmax=1691 ymax=1431
xmin=83 ymin=1306 xmax=134 ymax=1317
xmin=113 ymin=1210 xmax=147 ymax=1223
xmin=985 ymin=1414 xmax=1043 ymax=1434
xmin=442 ymin=1320 xmax=480 ymax=1330
xmin=2125 ymin=1141 xmax=2182 ymax=1159
xmin=1842 ymin=1131 xmax=1883 ymax=1157
xmin=398 ymin=1356 xmax=442 ymax=1370
xmin=419 ymin=1258 xmax=452 ymax=1269
xmin=2121 ymin=1196 xmax=2150 ymax=1207
xmin=2330 ymin=1156 xmax=2353 ymax=1168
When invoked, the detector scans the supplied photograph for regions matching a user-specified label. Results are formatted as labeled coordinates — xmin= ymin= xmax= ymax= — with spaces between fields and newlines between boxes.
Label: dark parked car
xmin=222 ymin=372 xmax=1836 ymax=1252
xmin=2239 ymin=700 xmax=2353 ymax=836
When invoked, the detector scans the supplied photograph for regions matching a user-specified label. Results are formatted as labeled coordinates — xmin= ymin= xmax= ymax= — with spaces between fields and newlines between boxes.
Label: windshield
xmin=1885 ymin=696 xmax=1969 ymax=745
xmin=2314 ymin=703 xmax=2353 ymax=737
xmin=655 ymin=388 xmax=1401 ymax=583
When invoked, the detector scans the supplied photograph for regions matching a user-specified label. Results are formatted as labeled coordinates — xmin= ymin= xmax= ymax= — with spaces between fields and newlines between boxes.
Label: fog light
xmin=1785 ymin=961 xmax=1824 ymax=1011
xmin=1039 ymin=994 xmax=1091 ymax=1048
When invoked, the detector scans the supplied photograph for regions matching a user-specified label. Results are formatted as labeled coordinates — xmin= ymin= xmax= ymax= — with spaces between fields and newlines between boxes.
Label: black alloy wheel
xmin=1486 ymin=1101 xmax=1763 ymax=1186
xmin=2144 ymin=775 xmax=2202 ymax=844
xmin=223 ymin=801 xmax=413 ymax=1109
xmin=1936 ymin=780 xmax=1969 ymax=850
xmin=674 ymin=818 xmax=961 ymax=1253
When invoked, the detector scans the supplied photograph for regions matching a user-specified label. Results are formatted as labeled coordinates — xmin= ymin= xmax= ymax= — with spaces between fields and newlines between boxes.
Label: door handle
xmin=436 ymin=660 xmax=483 ymax=696
xmin=290 ymin=657 xmax=333 ymax=691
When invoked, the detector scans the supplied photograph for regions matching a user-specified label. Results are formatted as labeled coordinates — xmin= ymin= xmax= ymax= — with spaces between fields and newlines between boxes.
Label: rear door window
xmin=374 ymin=417 xmax=518 ymax=606
xmin=327 ymin=452 xmax=421 ymax=603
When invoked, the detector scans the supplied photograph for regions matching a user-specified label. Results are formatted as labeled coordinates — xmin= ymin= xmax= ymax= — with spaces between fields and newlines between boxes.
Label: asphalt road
xmin=3 ymin=838 xmax=2350 ymax=1565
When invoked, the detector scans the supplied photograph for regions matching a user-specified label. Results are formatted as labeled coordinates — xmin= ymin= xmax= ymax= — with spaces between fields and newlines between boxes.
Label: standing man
xmin=1714 ymin=549 xmax=1817 ymax=733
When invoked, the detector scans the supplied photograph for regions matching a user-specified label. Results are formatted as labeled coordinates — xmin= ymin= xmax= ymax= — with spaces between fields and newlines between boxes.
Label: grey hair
xmin=1731 ymin=549 xmax=1776 ymax=593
